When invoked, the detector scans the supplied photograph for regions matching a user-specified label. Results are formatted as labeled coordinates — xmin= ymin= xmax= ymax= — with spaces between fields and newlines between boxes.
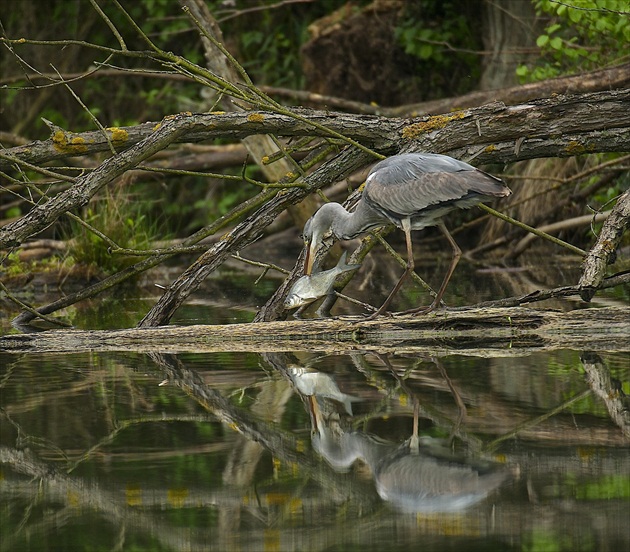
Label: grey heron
xmin=302 ymin=152 xmax=511 ymax=316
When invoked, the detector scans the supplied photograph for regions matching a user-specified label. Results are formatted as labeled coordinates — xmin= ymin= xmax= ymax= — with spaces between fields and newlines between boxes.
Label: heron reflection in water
xmin=302 ymin=370 xmax=507 ymax=513
xmin=302 ymin=153 xmax=511 ymax=316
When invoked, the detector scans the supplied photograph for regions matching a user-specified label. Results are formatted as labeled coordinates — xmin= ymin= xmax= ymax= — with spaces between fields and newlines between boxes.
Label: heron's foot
xmin=363 ymin=307 xmax=396 ymax=321
xmin=314 ymin=307 xmax=332 ymax=318
xmin=401 ymin=301 xmax=445 ymax=316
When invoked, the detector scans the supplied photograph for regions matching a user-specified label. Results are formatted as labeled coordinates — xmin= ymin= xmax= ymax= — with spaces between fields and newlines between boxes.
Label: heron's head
xmin=302 ymin=203 xmax=342 ymax=275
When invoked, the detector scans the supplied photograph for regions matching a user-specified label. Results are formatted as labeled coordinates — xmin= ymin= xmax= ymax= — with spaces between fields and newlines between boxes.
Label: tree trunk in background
xmin=479 ymin=0 xmax=566 ymax=250
xmin=480 ymin=0 xmax=542 ymax=90
xmin=182 ymin=0 xmax=318 ymax=231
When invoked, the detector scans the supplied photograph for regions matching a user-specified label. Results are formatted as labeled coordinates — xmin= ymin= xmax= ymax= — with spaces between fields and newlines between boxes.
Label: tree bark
xmin=578 ymin=188 xmax=630 ymax=301
xmin=479 ymin=0 xmax=541 ymax=90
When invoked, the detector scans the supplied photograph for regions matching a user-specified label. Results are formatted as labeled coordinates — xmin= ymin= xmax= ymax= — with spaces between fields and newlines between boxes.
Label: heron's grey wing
xmin=370 ymin=153 xmax=478 ymax=175
xmin=366 ymin=169 xmax=504 ymax=218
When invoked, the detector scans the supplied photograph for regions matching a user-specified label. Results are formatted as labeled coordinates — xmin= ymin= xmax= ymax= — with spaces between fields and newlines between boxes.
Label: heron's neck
xmin=332 ymin=200 xmax=383 ymax=240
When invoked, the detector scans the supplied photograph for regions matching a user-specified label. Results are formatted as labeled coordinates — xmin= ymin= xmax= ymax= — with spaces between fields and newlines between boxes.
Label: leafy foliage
xmin=393 ymin=1 xmax=482 ymax=97
xmin=517 ymin=0 xmax=630 ymax=81
xmin=67 ymin=186 xmax=157 ymax=274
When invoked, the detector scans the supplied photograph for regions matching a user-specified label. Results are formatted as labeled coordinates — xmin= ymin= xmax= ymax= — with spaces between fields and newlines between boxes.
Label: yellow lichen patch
xmin=248 ymin=113 xmax=265 ymax=123
xmin=210 ymin=111 xmax=225 ymax=115
xmin=51 ymin=130 xmax=88 ymax=153
xmin=284 ymin=171 xmax=297 ymax=180
xmin=484 ymin=144 xmax=496 ymax=153
xmin=52 ymin=130 xmax=67 ymax=145
xmin=153 ymin=122 xmax=162 ymax=131
xmin=69 ymin=137 xmax=88 ymax=152
xmin=402 ymin=111 xmax=466 ymax=140
xmin=106 ymin=127 xmax=129 ymax=142
xmin=565 ymin=140 xmax=587 ymax=155
xmin=261 ymin=155 xmax=270 ymax=164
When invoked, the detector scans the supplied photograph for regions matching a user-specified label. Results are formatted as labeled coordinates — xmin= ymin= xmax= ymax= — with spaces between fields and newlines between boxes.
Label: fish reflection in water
xmin=288 ymin=365 xmax=360 ymax=416
xmin=303 ymin=372 xmax=508 ymax=513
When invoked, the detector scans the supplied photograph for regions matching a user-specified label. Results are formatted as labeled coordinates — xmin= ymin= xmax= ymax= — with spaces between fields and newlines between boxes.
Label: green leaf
xmin=536 ymin=34 xmax=550 ymax=47
xmin=546 ymin=23 xmax=562 ymax=34
xmin=419 ymin=44 xmax=434 ymax=59
xmin=568 ymin=8 xmax=582 ymax=23
xmin=515 ymin=64 xmax=529 ymax=76
xmin=550 ymin=36 xmax=563 ymax=50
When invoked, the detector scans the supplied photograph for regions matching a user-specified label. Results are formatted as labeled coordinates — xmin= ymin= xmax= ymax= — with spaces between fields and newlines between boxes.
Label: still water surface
xmin=1 ymin=255 xmax=629 ymax=551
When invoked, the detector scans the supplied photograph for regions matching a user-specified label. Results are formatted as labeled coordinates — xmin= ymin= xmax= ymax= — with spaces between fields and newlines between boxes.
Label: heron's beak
xmin=304 ymin=240 xmax=317 ymax=275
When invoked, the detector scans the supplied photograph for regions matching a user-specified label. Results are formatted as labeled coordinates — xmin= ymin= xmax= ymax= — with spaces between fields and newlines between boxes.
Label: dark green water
xmin=2 ymin=348 xmax=629 ymax=552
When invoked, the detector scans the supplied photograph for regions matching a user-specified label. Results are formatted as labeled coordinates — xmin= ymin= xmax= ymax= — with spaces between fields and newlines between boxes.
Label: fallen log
xmin=1 ymin=306 xmax=628 ymax=355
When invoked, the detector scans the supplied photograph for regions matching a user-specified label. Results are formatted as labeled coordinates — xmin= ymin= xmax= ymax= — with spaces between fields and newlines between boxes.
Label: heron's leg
xmin=365 ymin=219 xmax=414 ymax=319
xmin=408 ymin=221 xmax=461 ymax=315
xmin=292 ymin=304 xmax=310 ymax=319
xmin=410 ymin=397 xmax=420 ymax=454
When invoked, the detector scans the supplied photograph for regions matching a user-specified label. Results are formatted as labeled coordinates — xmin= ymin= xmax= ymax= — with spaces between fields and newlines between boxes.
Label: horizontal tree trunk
xmin=2 ymin=306 xmax=628 ymax=355
xmin=2 ymin=89 xmax=629 ymax=175
xmin=2 ymin=89 xmax=629 ymax=251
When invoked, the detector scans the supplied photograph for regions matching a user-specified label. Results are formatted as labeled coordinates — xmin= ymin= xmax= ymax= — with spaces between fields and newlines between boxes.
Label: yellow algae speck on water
xmin=248 ymin=113 xmax=265 ymax=123
xmin=167 ymin=488 xmax=189 ymax=508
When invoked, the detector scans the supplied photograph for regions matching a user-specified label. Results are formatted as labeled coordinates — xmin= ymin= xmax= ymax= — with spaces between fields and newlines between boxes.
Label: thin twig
xmin=484 ymin=389 xmax=592 ymax=452
xmin=478 ymin=204 xmax=587 ymax=256
xmin=0 ymin=281 xmax=72 ymax=327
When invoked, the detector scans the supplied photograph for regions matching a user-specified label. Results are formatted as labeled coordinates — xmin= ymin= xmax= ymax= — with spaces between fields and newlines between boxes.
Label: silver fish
xmin=284 ymin=251 xmax=360 ymax=310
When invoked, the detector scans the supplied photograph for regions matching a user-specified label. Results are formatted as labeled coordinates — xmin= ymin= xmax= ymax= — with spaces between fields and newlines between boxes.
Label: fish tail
xmin=336 ymin=251 xmax=361 ymax=272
